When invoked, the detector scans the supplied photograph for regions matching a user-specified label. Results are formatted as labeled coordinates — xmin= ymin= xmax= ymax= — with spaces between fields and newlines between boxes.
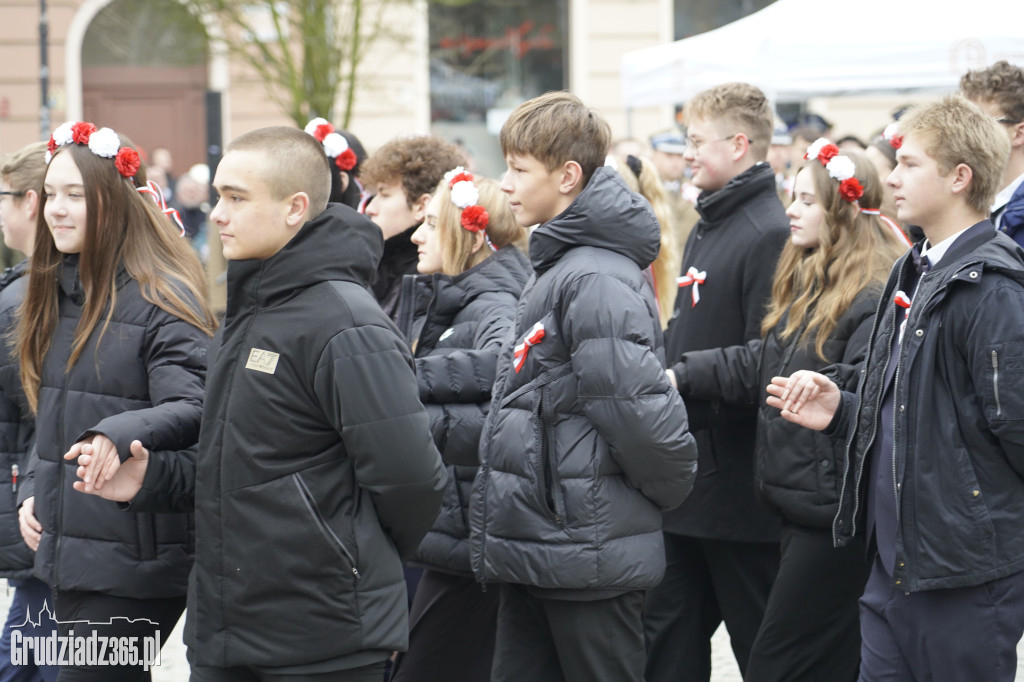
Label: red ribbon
xmin=894 ymin=290 xmax=911 ymax=309
xmin=676 ymin=267 xmax=707 ymax=307
xmin=513 ymin=321 xmax=545 ymax=373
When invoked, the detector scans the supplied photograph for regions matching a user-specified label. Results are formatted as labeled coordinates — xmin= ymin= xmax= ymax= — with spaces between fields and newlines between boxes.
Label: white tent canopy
xmin=622 ymin=0 xmax=1024 ymax=108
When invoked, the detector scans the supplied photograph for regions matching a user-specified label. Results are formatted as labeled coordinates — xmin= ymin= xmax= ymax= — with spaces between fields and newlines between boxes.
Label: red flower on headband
xmin=890 ymin=134 xmax=904 ymax=149
xmin=461 ymin=205 xmax=489 ymax=232
xmin=314 ymin=123 xmax=334 ymax=142
xmin=71 ymin=122 xmax=96 ymax=145
xmin=838 ymin=177 xmax=864 ymax=202
xmin=448 ymin=171 xmax=473 ymax=189
xmin=47 ymin=136 xmax=57 ymax=154
xmin=336 ymin=148 xmax=357 ymax=172
xmin=817 ymin=143 xmax=840 ymax=164
xmin=114 ymin=148 xmax=141 ymax=179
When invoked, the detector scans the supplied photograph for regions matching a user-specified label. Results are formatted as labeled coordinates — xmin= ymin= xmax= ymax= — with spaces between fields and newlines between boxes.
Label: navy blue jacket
xmin=831 ymin=223 xmax=1024 ymax=591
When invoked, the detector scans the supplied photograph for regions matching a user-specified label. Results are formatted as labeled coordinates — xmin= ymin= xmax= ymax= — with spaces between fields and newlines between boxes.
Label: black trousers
xmin=190 ymin=662 xmax=386 ymax=682
xmin=644 ymin=535 xmax=779 ymax=682
xmin=492 ymin=583 xmax=645 ymax=682
xmin=744 ymin=523 xmax=869 ymax=682
xmin=53 ymin=590 xmax=185 ymax=682
xmin=390 ymin=569 xmax=498 ymax=682
xmin=859 ymin=554 xmax=1024 ymax=681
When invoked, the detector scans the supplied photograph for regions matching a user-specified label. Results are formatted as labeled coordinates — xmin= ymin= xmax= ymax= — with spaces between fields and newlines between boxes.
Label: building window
xmin=674 ymin=0 xmax=776 ymax=40
xmin=428 ymin=0 xmax=568 ymax=177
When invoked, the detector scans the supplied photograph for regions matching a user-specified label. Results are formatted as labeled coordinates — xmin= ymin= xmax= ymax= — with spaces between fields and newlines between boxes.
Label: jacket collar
xmin=695 ymin=162 xmax=776 ymax=223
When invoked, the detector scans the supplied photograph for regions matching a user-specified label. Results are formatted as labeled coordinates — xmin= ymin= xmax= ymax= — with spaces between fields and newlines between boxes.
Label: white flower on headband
xmin=88 ymin=128 xmax=121 ymax=158
xmin=444 ymin=166 xmax=466 ymax=185
xmin=304 ymin=118 xmax=330 ymax=135
xmin=450 ymin=180 xmax=479 ymax=209
xmin=52 ymin=121 xmax=75 ymax=147
xmin=322 ymin=132 xmax=349 ymax=158
xmin=825 ymin=155 xmax=856 ymax=182
xmin=44 ymin=151 xmax=52 ymax=164
xmin=804 ymin=138 xmax=829 ymax=161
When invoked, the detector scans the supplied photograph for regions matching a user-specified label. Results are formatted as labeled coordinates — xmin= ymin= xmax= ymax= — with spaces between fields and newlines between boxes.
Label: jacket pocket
xmin=293 ymin=473 xmax=360 ymax=579
xmin=534 ymin=387 xmax=566 ymax=529
xmin=987 ymin=343 xmax=1024 ymax=420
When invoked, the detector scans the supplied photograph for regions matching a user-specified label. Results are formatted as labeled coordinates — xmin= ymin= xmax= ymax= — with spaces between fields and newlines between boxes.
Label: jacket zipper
xmin=992 ymin=350 xmax=1002 ymax=418
xmin=292 ymin=475 xmax=360 ymax=579
xmin=537 ymin=388 xmax=564 ymax=529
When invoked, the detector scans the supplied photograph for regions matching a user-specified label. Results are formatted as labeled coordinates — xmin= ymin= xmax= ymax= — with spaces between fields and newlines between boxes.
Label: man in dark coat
xmin=768 ymin=97 xmax=1024 ymax=682
xmin=72 ymin=127 xmax=447 ymax=682
xmin=646 ymin=82 xmax=790 ymax=682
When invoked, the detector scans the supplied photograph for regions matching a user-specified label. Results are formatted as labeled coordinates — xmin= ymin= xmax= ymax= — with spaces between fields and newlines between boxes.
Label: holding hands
xmin=65 ymin=438 xmax=150 ymax=503
xmin=765 ymin=370 xmax=841 ymax=431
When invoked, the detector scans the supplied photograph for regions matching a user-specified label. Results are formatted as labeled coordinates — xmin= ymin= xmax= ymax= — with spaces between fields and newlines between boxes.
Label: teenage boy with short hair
xmin=468 ymin=91 xmax=698 ymax=682
xmin=960 ymin=60 xmax=1024 ymax=246
xmin=767 ymin=96 xmax=1024 ymax=681
xmin=361 ymin=136 xmax=465 ymax=320
xmin=71 ymin=126 xmax=447 ymax=682
xmin=646 ymin=82 xmax=789 ymax=682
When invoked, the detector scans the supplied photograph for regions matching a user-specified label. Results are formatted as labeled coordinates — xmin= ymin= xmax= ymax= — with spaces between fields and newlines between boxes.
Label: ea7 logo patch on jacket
xmin=245 ymin=348 xmax=280 ymax=374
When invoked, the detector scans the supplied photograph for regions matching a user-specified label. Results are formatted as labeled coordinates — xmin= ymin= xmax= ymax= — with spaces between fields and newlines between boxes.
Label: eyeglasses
xmin=995 ymin=116 xmax=1022 ymax=125
xmin=684 ymin=133 xmax=751 ymax=153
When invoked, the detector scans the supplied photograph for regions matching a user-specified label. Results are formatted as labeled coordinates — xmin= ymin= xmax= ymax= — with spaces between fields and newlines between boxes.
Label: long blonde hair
xmin=615 ymin=154 xmax=679 ymax=328
xmin=761 ymin=150 xmax=904 ymax=361
xmin=19 ymin=138 xmax=217 ymax=413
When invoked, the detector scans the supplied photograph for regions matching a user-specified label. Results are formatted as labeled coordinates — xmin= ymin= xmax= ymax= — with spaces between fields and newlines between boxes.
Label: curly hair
xmin=360 ymin=135 xmax=465 ymax=208
xmin=960 ymin=60 xmax=1024 ymax=124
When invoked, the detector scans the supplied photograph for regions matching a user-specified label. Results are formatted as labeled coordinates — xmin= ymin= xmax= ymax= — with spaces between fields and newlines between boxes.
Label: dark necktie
xmin=911 ymin=245 xmax=931 ymax=275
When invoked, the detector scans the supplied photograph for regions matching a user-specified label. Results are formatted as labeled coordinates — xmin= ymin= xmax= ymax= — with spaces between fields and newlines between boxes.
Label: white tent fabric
xmin=622 ymin=0 xmax=1024 ymax=107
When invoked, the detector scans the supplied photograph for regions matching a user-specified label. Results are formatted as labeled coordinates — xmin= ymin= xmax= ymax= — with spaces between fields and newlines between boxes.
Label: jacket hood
xmin=529 ymin=166 xmax=661 ymax=272
xmin=922 ymin=221 xmax=1024 ymax=285
xmin=226 ymin=203 xmax=383 ymax=314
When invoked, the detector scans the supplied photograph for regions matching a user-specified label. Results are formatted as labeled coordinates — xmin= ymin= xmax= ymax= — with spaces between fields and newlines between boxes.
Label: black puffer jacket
xmin=0 ymin=261 xmax=34 ymax=579
xmin=24 ymin=255 xmax=209 ymax=598
xmin=675 ymin=290 xmax=880 ymax=528
xmin=831 ymin=223 xmax=1024 ymax=592
xmin=133 ymin=204 xmax=447 ymax=669
xmin=370 ymin=224 xmax=419 ymax=321
xmin=399 ymin=246 xmax=531 ymax=575
xmin=469 ymin=168 xmax=698 ymax=591
xmin=664 ymin=162 xmax=790 ymax=541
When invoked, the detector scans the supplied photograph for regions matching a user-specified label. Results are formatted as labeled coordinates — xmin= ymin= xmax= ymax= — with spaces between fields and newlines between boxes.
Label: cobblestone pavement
xmin=3 ymin=583 xmax=1021 ymax=680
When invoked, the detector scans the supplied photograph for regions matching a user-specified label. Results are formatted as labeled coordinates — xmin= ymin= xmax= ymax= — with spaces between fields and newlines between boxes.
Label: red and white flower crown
xmin=443 ymin=166 xmax=489 ymax=233
xmin=47 ymin=121 xmax=141 ymax=179
xmin=46 ymin=121 xmax=185 ymax=235
xmin=304 ymin=118 xmax=357 ymax=172
xmin=803 ymin=138 xmax=864 ymax=203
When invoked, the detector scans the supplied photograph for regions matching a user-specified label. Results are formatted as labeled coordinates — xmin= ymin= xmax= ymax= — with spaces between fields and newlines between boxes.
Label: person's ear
xmin=412 ymin=193 xmax=432 ymax=222
xmin=1011 ymin=121 xmax=1024 ymax=150
xmin=949 ymin=163 xmax=974 ymax=197
xmin=470 ymin=231 xmax=485 ymax=254
xmin=285 ymin=192 xmax=311 ymax=228
xmin=558 ymin=161 xmax=584 ymax=195
xmin=730 ymin=133 xmax=751 ymax=161
xmin=22 ymin=189 xmax=39 ymax=221
xmin=339 ymin=171 xmax=351 ymax=193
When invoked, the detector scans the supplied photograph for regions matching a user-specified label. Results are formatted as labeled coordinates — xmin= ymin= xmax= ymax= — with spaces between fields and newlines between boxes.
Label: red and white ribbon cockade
xmin=894 ymin=290 xmax=912 ymax=318
xmin=137 ymin=180 xmax=186 ymax=237
xmin=676 ymin=267 xmax=707 ymax=307
xmin=513 ymin=321 xmax=545 ymax=373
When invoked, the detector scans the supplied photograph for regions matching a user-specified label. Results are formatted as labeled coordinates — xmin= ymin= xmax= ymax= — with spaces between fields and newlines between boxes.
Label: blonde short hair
xmin=684 ymin=82 xmax=774 ymax=161
xmin=898 ymin=96 xmax=1010 ymax=213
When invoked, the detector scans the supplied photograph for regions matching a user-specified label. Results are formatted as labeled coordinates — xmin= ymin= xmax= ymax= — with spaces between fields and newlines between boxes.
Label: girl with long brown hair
xmin=17 ymin=122 xmax=215 ymax=681
xmin=668 ymin=144 xmax=905 ymax=681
